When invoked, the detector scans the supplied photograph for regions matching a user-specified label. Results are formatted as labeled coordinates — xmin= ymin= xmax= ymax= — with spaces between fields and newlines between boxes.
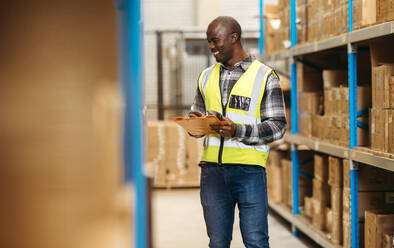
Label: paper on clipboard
xmin=173 ymin=115 xmax=223 ymax=135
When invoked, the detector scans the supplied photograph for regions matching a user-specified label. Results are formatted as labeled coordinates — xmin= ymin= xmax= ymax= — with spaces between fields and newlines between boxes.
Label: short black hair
xmin=209 ymin=16 xmax=242 ymax=41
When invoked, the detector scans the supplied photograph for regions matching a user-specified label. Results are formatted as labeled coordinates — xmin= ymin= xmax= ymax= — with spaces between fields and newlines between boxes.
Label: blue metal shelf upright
xmin=348 ymin=1 xmax=359 ymax=247
xmin=290 ymin=0 xmax=300 ymax=237
xmin=115 ymin=0 xmax=148 ymax=248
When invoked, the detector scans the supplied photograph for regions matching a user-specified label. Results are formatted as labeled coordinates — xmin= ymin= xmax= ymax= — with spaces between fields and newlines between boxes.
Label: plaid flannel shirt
xmin=191 ymin=55 xmax=287 ymax=145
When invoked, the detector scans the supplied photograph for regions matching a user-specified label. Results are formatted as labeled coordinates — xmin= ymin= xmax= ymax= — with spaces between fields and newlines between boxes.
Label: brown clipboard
xmin=173 ymin=115 xmax=223 ymax=135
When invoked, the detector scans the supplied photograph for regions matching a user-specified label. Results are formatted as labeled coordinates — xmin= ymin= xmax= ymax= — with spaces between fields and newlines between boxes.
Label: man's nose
xmin=208 ymin=41 xmax=214 ymax=50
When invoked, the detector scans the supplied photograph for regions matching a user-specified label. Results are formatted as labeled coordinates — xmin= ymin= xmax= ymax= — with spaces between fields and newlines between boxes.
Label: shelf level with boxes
xmin=261 ymin=21 xmax=394 ymax=63
xmin=284 ymin=134 xmax=394 ymax=172
xmin=261 ymin=1 xmax=394 ymax=248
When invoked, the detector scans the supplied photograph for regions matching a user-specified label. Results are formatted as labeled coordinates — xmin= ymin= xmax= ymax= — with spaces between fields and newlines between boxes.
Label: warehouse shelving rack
xmin=260 ymin=0 xmax=394 ymax=247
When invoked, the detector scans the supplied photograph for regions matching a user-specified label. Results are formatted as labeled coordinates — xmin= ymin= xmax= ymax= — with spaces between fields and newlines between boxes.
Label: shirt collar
xmin=220 ymin=54 xmax=255 ymax=71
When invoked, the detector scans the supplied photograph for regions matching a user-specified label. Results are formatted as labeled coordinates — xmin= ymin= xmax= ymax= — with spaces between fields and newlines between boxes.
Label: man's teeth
xmin=213 ymin=51 xmax=219 ymax=55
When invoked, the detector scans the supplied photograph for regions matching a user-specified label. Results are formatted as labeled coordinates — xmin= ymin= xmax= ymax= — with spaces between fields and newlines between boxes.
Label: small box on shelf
xmin=365 ymin=210 xmax=394 ymax=248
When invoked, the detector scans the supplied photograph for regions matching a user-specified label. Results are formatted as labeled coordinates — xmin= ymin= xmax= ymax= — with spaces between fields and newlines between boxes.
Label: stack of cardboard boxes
xmin=307 ymin=154 xmax=330 ymax=233
xmin=281 ymin=151 xmax=314 ymax=209
xmin=307 ymin=0 xmax=348 ymax=42
xmin=264 ymin=1 xmax=308 ymax=55
xmin=370 ymin=63 xmax=394 ymax=154
xmin=343 ymin=161 xmax=394 ymax=247
xmin=297 ymin=64 xmax=371 ymax=147
xmin=266 ymin=148 xmax=314 ymax=211
xmin=265 ymin=0 xmax=393 ymax=54
xmin=302 ymin=153 xmax=394 ymax=246
xmin=327 ymin=157 xmax=343 ymax=245
xmin=266 ymin=149 xmax=288 ymax=204
xmin=146 ymin=121 xmax=202 ymax=188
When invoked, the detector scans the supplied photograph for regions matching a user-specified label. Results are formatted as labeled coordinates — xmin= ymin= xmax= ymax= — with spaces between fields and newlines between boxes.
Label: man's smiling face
xmin=206 ymin=23 xmax=235 ymax=65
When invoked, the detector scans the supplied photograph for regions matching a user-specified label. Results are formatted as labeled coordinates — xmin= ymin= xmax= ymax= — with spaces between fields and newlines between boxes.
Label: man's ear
xmin=231 ymin=33 xmax=238 ymax=44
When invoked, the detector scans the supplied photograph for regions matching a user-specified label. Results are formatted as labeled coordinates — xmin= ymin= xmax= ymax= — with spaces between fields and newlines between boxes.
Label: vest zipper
xmin=218 ymin=108 xmax=225 ymax=167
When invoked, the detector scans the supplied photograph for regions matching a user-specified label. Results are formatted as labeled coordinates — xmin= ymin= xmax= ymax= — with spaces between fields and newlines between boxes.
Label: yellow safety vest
xmin=198 ymin=60 xmax=273 ymax=167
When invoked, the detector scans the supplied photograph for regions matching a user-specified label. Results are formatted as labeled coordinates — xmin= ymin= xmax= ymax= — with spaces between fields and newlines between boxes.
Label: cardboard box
xmin=343 ymin=189 xmax=394 ymax=221
xmin=361 ymin=0 xmax=377 ymax=25
xmin=343 ymin=220 xmax=365 ymax=248
xmin=371 ymin=108 xmax=392 ymax=152
xmin=343 ymin=159 xmax=350 ymax=189
xmin=297 ymin=62 xmax=323 ymax=92
xmin=365 ymin=210 xmax=394 ymax=248
xmin=312 ymin=198 xmax=327 ymax=230
xmin=267 ymin=149 xmax=289 ymax=167
xmin=344 ymin=163 xmax=394 ymax=191
xmin=391 ymin=110 xmax=394 ymax=153
xmin=383 ymin=232 xmax=394 ymax=248
xmin=314 ymin=154 xmax=329 ymax=182
xmin=281 ymin=159 xmax=291 ymax=205
xmin=370 ymin=40 xmax=394 ymax=68
xmin=299 ymin=91 xmax=324 ymax=114
xmin=332 ymin=213 xmax=343 ymax=244
xmin=324 ymin=88 xmax=334 ymax=114
xmin=313 ymin=178 xmax=330 ymax=203
xmin=377 ymin=0 xmax=394 ymax=22
xmin=323 ymin=70 xmax=348 ymax=89
xmin=331 ymin=186 xmax=342 ymax=215
xmin=325 ymin=207 xmax=333 ymax=233
xmin=267 ymin=164 xmax=282 ymax=204
xmin=328 ymin=156 xmax=343 ymax=187
xmin=312 ymin=115 xmax=330 ymax=140
xmin=372 ymin=64 xmax=394 ymax=109
xmin=146 ymin=121 xmax=168 ymax=186
xmin=304 ymin=196 xmax=314 ymax=218
xmin=299 ymin=113 xmax=313 ymax=137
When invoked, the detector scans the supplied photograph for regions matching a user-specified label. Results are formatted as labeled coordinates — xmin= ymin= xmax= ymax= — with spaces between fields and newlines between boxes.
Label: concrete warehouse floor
xmin=152 ymin=188 xmax=317 ymax=248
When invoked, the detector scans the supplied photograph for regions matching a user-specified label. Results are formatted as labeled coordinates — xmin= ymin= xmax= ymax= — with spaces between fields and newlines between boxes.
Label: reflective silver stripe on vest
xmin=247 ymin=63 xmax=271 ymax=117
xmin=199 ymin=64 xmax=216 ymax=105
xmin=203 ymin=135 xmax=270 ymax=153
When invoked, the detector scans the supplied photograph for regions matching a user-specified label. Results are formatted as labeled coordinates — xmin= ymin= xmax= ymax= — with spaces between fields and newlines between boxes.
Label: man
xmin=189 ymin=16 xmax=287 ymax=248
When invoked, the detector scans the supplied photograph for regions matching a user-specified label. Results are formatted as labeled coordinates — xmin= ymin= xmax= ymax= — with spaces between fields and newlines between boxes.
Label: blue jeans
xmin=200 ymin=165 xmax=269 ymax=248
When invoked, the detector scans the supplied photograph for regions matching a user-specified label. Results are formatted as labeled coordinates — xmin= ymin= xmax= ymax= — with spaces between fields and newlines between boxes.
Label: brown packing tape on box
xmin=365 ymin=210 xmax=394 ymax=248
